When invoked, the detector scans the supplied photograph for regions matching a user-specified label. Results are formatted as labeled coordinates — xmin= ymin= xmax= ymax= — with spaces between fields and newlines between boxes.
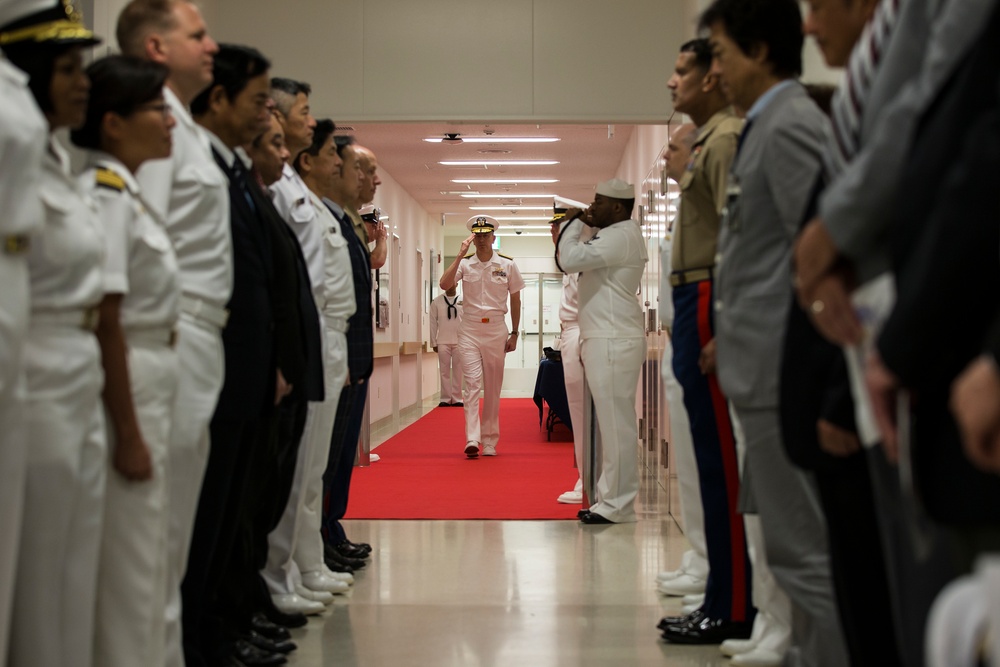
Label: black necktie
xmin=444 ymin=296 xmax=458 ymax=320
xmin=231 ymin=157 xmax=256 ymax=213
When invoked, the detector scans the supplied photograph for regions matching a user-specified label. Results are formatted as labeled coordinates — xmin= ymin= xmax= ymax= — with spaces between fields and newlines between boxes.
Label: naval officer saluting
xmin=440 ymin=215 xmax=524 ymax=458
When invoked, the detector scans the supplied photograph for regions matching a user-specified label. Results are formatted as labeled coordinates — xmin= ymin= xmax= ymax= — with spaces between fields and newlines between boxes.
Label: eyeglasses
xmin=135 ymin=102 xmax=172 ymax=120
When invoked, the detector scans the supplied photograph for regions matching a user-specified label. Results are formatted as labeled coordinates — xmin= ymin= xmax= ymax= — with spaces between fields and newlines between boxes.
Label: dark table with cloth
xmin=532 ymin=358 xmax=571 ymax=439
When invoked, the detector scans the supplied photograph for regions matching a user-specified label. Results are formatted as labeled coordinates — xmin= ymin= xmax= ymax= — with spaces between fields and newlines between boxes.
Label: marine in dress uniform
xmin=556 ymin=179 xmax=647 ymax=524
xmin=0 ymin=2 xmax=47 ymax=659
xmin=440 ymin=215 xmax=524 ymax=458
xmin=429 ymin=287 xmax=464 ymax=407
xmin=1 ymin=7 xmax=105 ymax=666
xmin=71 ymin=55 xmax=180 ymax=666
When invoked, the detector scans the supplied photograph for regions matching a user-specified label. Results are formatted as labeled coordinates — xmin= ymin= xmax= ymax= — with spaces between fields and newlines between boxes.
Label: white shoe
xmin=656 ymin=568 xmax=685 ymax=583
xmin=322 ymin=565 xmax=354 ymax=585
xmin=370 ymin=453 xmax=380 ymax=462
xmin=720 ymin=638 xmax=758 ymax=657
xmin=271 ymin=593 xmax=325 ymax=615
xmin=731 ymin=648 xmax=783 ymax=666
xmin=557 ymin=490 xmax=583 ymax=504
xmin=295 ymin=584 xmax=334 ymax=604
xmin=302 ymin=570 xmax=350 ymax=594
xmin=464 ymin=441 xmax=480 ymax=458
xmin=657 ymin=572 xmax=706 ymax=596
xmin=482 ymin=445 xmax=497 ymax=456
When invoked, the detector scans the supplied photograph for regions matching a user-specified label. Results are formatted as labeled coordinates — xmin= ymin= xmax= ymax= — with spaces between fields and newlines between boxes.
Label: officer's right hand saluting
xmin=459 ymin=234 xmax=474 ymax=256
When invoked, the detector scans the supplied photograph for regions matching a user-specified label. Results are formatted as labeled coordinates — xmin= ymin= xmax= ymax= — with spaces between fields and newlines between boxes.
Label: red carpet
xmin=345 ymin=399 xmax=582 ymax=520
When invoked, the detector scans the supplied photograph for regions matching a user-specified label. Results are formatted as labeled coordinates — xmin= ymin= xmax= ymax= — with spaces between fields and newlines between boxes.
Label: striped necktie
xmin=826 ymin=0 xmax=901 ymax=177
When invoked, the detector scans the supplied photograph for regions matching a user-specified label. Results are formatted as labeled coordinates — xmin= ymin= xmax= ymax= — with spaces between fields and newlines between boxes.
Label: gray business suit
xmin=715 ymin=81 xmax=848 ymax=667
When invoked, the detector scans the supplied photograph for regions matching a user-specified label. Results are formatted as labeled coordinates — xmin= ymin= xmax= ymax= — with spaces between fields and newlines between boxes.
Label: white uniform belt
xmin=126 ymin=326 xmax=178 ymax=348
xmin=179 ymin=294 xmax=229 ymax=329
xmin=473 ymin=312 xmax=505 ymax=323
xmin=324 ymin=315 xmax=349 ymax=333
xmin=31 ymin=307 xmax=99 ymax=331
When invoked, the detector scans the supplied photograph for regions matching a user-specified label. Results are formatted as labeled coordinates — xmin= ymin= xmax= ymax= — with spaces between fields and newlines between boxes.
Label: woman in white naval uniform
xmin=557 ymin=179 xmax=648 ymax=524
xmin=440 ymin=215 xmax=524 ymax=458
xmin=72 ymin=56 xmax=180 ymax=667
xmin=1 ymin=6 xmax=105 ymax=667
xmin=264 ymin=119 xmax=355 ymax=614
xmin=0 ymin=2 xmax=48 ymax=661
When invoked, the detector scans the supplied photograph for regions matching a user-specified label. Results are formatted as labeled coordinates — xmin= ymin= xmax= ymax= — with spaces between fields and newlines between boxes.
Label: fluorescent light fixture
xmin=425 ymin=137 xmax=559 ymax=143
xmin=468 ymin=206 xmax=551 ymax=211
xmin=439 ymin=160 xmax=558 ymax=166
xmin=451 ymin=179 xmax=558 ymax=184
xmin=460 ymin=193 xmax=555 ymax=198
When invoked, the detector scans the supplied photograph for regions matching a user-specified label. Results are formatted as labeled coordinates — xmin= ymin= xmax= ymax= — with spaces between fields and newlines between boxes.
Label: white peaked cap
xmin=595 ymin=178 xmax=634 ymax=199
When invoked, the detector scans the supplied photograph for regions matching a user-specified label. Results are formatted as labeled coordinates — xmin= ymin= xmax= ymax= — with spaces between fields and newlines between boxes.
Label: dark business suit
xmin=322 ymin=203 xmax=373 ymax=548
xmin=215 ymin=173 xmax=326 ymax=633
xmin=182 ymin=149 xmax=274 ymax=666
xmin=877 ymin=5 xmax=1000 ymax=540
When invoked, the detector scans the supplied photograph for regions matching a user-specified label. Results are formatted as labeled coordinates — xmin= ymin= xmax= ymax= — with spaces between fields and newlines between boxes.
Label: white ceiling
xmin=340 ymin=122 xmax=637 ymax=237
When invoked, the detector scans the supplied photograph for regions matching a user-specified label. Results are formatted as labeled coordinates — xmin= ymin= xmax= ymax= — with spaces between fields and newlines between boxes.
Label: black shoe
xmin=577 ymin=509 xmax=590 ymax=520
xmin=324 ymin=558 xmax=355 ymax=574
xmin=262 ymin=605 xmax=308 ymax=629
xmin=251 ymin=612 xmax=291 ymax=641
xmin=242 ymin=630 xmax=296 ymax=655
xmin=450 ymin=402 xmax=464 ymax=407
xmin=580 ymin=511 xmax=614 ymax=525
xmin=438 ymin=401 xmax=450 ymax=407
xmin=660 ymin=615 xmax=753 ymax=645
xmin=656 ymin=608 xmax=703 ymax=631
xmin=344 ymin=539 xmax=372 ymax=554
xmin=335 ymin=540 xmax=370 ymax=560
xmin=324 ymin=546 xmax=366 ymax=570
xmin=231 ymin=638 xmax=287 ymax=666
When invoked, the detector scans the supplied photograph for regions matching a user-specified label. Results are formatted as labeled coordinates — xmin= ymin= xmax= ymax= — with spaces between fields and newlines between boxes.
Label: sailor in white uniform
xmin=430 ymin=286 xmax=464 ymax=407
xmin=440 ymin=215 xmax=524 ymax=458
xmin=557 ymin=179 xmax=647 ymax=524
xmin=0 ymin=1 xmax=47 ymax=659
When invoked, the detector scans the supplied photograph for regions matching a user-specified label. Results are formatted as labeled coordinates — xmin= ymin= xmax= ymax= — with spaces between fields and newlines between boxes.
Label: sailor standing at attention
xmin=430 ymin=285 xmax=464 ymax=407
xmin=439 ymin=215 xmax=524 ymax=458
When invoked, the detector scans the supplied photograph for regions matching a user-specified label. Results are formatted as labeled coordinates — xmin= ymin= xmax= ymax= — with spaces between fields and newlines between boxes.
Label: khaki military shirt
xmin=671 ymin=108 xmax=743 ymax=273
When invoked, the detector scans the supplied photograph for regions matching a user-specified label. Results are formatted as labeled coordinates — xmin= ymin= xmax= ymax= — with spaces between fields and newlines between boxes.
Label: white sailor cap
xmin=467 ymin=215 xmax=499 ymax=234
xmin=595 ymin=178 xmax=635 ymax=200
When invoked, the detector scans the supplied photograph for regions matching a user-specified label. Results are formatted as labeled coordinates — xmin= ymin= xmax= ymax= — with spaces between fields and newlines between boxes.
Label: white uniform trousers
xmin=163 ymin=314 xmax=225 ymax=667
xmin=661 ymin=340 xmax=709 ymax=581
xmin=95 ymin=339 xmax=178 ymax=667
xmin=10 ymin=326 xmax=106 ymax=667
xmin=263 ymin=325 xmax=348 ymax=593
xmin=458 ymin=320 xmax=508 ymax=446
xmin=437 ymin=342 xmax=462 ymax=404
xmin=561 ymin=325 xmax=585 ymax=488
xmin=582 ymin=336 xmax=645 ymax=523
xmin=0 ymin=256 xmax=29 ymax=662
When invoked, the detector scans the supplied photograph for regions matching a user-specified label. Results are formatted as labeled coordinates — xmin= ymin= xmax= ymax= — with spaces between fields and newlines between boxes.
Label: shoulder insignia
xmin=463 ymin=253 xmax=475 ymax=259
xmin=497 ymin=253 xmax=514 ymax=260
xmin=95 ymin=167 xmax=126 ymax=192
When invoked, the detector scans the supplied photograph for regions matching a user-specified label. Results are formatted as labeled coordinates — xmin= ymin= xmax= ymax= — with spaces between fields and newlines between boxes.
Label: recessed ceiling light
xmin=425 ymin=137 xmax=559 ymax=143
xmin=439 ymin=160 xmax=559 ymax=167
xmin=451 ymin=179 xmax=558 ymax=184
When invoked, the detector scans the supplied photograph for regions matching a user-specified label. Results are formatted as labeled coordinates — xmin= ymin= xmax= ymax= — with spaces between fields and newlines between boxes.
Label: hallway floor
xmin=286 ymin=399 xmax=726 ymax=667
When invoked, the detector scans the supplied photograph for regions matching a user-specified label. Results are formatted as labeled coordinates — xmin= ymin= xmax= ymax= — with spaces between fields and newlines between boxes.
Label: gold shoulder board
xmin=96 ymin=167 xmax=126 ymax=192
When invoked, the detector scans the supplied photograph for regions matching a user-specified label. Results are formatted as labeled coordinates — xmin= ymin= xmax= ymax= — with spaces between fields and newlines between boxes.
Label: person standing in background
xmin=430 ymin=285 xmax=464 ymax=407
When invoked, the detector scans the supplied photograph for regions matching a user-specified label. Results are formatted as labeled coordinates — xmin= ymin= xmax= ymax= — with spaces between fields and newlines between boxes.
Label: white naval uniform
xmin=84 ymin=155 xmax=180 ymax=667
xmin=658 ymin=232 xmax=709 ymax=582
xmin=264 ymin=191 xmax=355 ymax=594
xmin=429 ymin=292 xmax=463 ymax=404
xmin=0 ymin=55 xmax=45 ymax=663
xmin=455 ymin=250 xmax=524 ymax=449
xmin=10 ymin=138 xmax=107 ymax=667
xmin=136 ymin=86 xmax=231 ymax=667
xmin=558 ymin=216 xmax=647 ymax=523
xmin=558 ymin=273 xmax=586 ymax=493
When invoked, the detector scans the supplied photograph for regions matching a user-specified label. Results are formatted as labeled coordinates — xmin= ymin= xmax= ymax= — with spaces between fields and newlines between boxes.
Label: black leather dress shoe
xmin=231 ymin=638 xmax=287 ymax=666
xmin=324 ymin=548 xmax=366 ymax=570
xmin=438 ymin=401 xmax=451 ymax=407
xmin=262 ymin=606 xmax=307 ymax=629
xmin=451 ymin=402 xmax=464 ymax=407
xmin=242 ymin=630 xmax=296 ymax=655
xmin=580 ymin=511 xmax=614 ymax=525
xmin=660 ymin=615 xmax=753 ymax=645
xmin=335 ymin=540 xmax=370 ymax=560
xmin=577 ymin=509 xmax=590 ymax=519
xmin=345 ymin=539 xmax=372 ymax=554
xmin=656 ymin=608 xmax=703 ymax=631
xmin=251 ymin=612 xmax=291 ymax=641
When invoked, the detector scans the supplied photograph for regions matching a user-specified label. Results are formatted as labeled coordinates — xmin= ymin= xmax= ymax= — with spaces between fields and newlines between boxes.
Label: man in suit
xmin=184 ymin=44 xmax=286 ymax=667
xmin=700 ymin=0 xmax=848 ymax=664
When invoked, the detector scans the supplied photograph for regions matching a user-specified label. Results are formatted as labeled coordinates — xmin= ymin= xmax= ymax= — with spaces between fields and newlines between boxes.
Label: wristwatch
xmin=509 ymin=331 xmax=519 ymax=336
